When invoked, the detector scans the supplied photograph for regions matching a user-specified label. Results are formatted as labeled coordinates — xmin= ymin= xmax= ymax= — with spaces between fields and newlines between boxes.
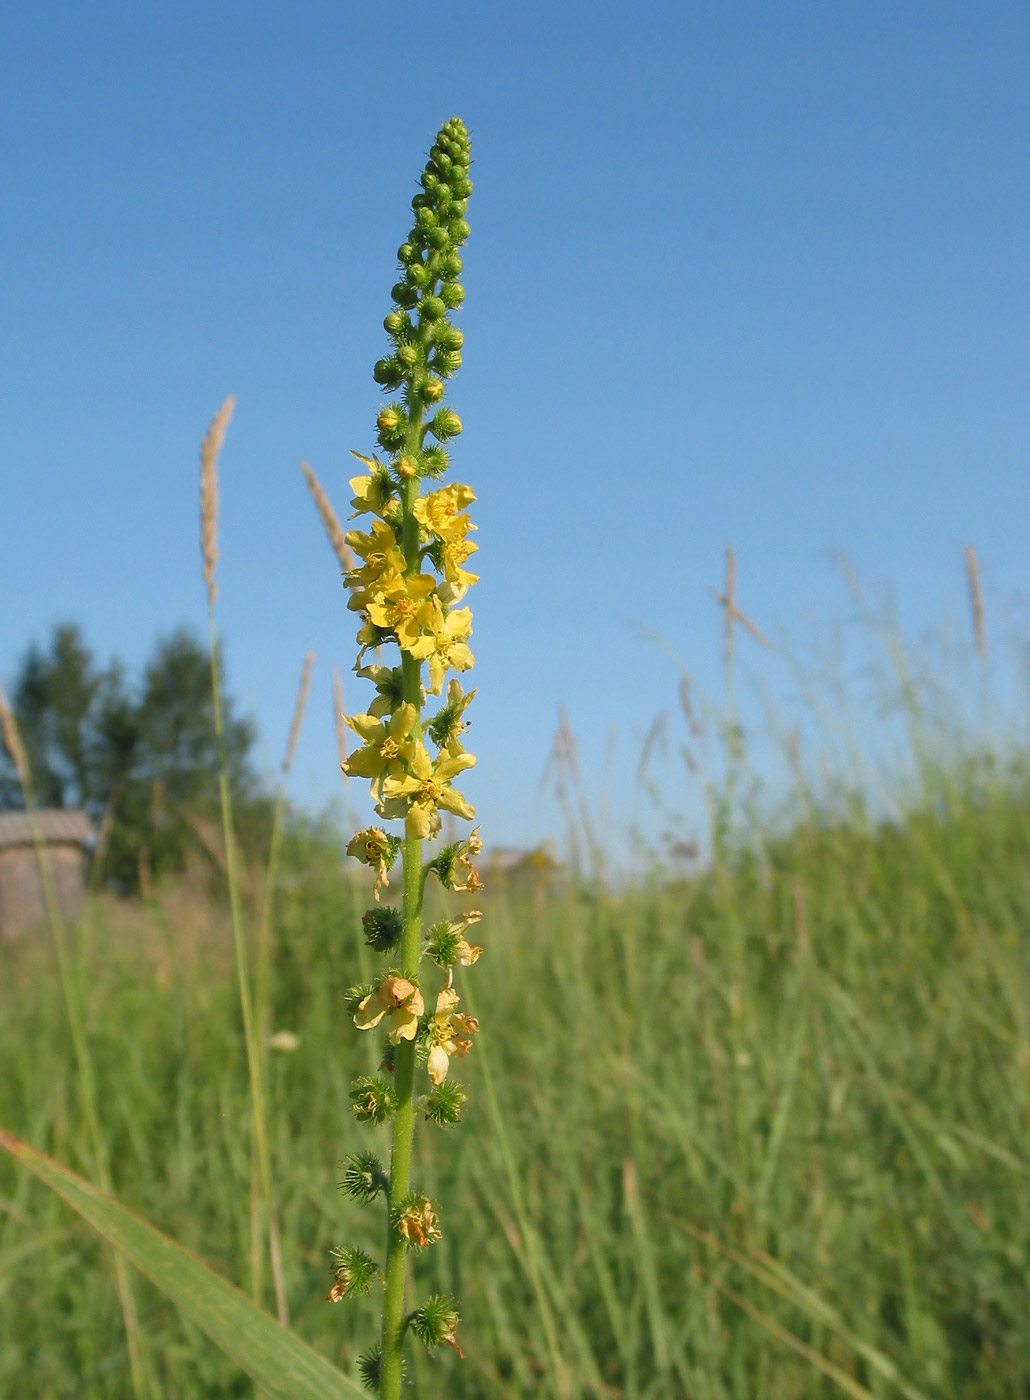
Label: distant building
xmin=0 ymin=810 xmax=95 ymax=939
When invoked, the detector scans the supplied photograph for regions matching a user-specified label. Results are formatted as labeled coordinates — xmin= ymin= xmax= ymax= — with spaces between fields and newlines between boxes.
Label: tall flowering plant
xmin=330 ymin=117 xmax=483 ymax=1396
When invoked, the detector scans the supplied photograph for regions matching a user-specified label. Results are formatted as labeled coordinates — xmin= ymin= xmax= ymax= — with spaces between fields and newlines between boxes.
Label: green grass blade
xmin=0 ymin=1129 xmax=364 ymax=1400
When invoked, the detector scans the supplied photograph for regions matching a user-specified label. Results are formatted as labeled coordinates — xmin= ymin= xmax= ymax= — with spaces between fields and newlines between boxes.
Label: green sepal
xmin=327 ymin=1246 xmax=379 ymax=1300
xmin=410 ymin=1294 xmax=461 ymax=1350
xmin=349 ymin=1076 xmax=398 ymax=1125
xmin=422 ymin=1080 xmax=466 ymax=1128
xmin=343 ymin=983 xmax=373 ymax=1015
xmin=338 ymin=1151 xmax=389 ymax=1202
xmin=357 ymin=1345 xmax=382 ymax=1392
xmin=362 ymin=905 xmax=403 ymax=953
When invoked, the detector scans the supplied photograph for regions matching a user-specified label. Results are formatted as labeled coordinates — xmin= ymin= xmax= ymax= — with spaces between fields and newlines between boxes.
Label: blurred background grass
xmin=1 ymin=600 xmax=1029 ymax=1399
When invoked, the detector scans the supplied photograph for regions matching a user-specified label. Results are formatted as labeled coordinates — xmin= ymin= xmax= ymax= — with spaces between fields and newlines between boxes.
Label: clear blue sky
xmin=2 ymin=2 xmax=1028 ymax=860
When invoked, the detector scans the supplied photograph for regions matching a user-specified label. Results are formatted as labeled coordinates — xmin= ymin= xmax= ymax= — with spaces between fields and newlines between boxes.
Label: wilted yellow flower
xmin=380 ymin=742 xmax=475 ymax=840
xmin=427 ymin=987 xmax=479 ymax=1084
xmin=346 ymin=826 xmax=396 ymax=899
xmin=355 ymin=975 xmax=425 ymax=1044
xmin=397 ymin=1197 xmax=441 ymax=1248
xmin=449 ymin=826 xmax=483 ymax=893
xmin=342 ymin=702 xmax=417 ymax=797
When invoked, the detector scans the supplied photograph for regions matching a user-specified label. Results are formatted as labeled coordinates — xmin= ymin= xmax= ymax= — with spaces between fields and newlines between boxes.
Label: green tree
xmin=0 ymin=623 xmax=269 ymax=890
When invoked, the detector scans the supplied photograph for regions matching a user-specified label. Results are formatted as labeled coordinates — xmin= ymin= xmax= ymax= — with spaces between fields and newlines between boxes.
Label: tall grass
xmin=1 ymin=614 xmax=1028 ymax=1397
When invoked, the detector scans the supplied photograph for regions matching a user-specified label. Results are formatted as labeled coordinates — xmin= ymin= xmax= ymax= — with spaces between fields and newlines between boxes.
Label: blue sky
xmin=1 ymin=2 xmax=1028 ymax=860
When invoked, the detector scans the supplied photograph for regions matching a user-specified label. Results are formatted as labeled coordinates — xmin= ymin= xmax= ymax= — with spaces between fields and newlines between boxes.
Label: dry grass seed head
xmin=200 ymin=395 xmax=236 ymax=609
xmin=300 ymin=460 xmax=357 ymax=572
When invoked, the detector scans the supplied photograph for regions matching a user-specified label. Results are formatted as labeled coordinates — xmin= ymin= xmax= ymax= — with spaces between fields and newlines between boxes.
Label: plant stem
xmin=378 ymin=443 xmax=425 ymax=1398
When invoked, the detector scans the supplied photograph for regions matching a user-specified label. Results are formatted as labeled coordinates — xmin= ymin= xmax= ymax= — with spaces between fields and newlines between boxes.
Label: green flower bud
xmin=419 ymin=294 xmax=445 ymax=321
xmin=421 ymin=377 xmax=445 ymax=404
xmin=396 ymin=342 xmax=418 ymax=368
xmin=396 ymin=243 xmax=416 ymax=264
xmin=428 ymin=408 xmax=462 ymax=441
xmin=391 ymin=281 xmax=418 ymax=309
xmin=427 ymin=225 xmax=449 ymax=250
xmin=430 ymin=348 xmax=461 ymax=376
xmin=373 ymin=357 xmax=404 ymax=388
xmin=449 ymin=219 xmax=471 ymax=242
xmin=415 ymin=206 xmax=437 ymax=230
xmin=440 ymin=281 xmax=465 ymax=309
xmin=407 ymin=261 xmax=430 ymax=289
xmin=383 ymin=310 xmax=404 ymax=335
xmin=419 ymin=170 xmax=440 ymax=193
xmin=420 ymin=444 xmax=449 ymax=477
xmin=449 ymin=198 xmax=468 ymax=217
xmin=440 ymin=251 xmax=463 ymax=277
xmin=436 ymin=324 xmax=464 ymax=350
xmin=411 ymin=192 xmax=429 ymax=212
xmin=376 ymin=404 xmax=407 ymax=449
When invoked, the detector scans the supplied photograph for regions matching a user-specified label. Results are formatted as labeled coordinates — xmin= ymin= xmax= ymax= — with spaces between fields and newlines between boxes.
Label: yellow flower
xmin=439 ymin=534 xmax=479 ymax=594
xmin=413 ymin=483 xmax=476 ymax=539
xmin=426 ymin=600 xmax=474 ymax=695
xmin=345 ymin=826 xmax=397 ymax=899
xmin=348 ymin=453 xmax=397 ymax=519
xmin=355 ymin=974 xmax=425 ymax=1044
xmin=427 ymin=986 xmax=480 ymax=1084
xmin=342 ymin=702 xmax=417 ymax=797
xmin=380 ymin=742 xmax=475 ymax=840
xmin=366 ymin=571 xmax=438 ymax=655
xmin=344 ymin=519 xmax=407 ymax=596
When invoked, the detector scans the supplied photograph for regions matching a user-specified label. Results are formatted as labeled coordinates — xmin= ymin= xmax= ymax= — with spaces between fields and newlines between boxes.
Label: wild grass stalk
xmin=251 ymin=647 xmax=316 ymax=1325
xmin=199 ymin=395 xmax=287 ymax=1324
xmin=0 ymin=682 xmax=150 ymax=1398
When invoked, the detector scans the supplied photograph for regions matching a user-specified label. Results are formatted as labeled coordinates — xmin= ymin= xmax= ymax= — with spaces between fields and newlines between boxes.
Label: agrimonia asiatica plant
xmin=330 ymin=116 xmax=483 ymax=1396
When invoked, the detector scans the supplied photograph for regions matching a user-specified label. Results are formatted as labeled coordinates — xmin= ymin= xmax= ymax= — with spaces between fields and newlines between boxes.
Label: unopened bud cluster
xmin=328 ymin=117 xmax=480 ymax=1394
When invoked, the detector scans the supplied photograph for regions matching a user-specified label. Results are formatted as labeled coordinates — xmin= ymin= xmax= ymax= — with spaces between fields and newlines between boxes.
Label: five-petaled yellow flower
xmin=380 ymin=742 xmax=475 ymax=839
xmin=366 ymin=572 xmax=438 ymax=655
xmin=342 ymin=702 xmax=417 ymax=797
xmin=426 ymin=600 xmax=474 ymax=695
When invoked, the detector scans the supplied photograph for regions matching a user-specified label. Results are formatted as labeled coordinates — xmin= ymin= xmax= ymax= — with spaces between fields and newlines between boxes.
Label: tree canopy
xmin=0 ymin=623 xmax=270 ymax=891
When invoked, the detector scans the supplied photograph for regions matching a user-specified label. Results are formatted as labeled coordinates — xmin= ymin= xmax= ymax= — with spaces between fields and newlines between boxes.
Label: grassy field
xmin=2 ymin=652 xmax=1030 ymax=1397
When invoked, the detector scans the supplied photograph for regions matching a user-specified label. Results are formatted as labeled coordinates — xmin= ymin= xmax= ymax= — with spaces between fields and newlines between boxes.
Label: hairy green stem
xmin=378 ymin=426 xmax=426 ymax=1398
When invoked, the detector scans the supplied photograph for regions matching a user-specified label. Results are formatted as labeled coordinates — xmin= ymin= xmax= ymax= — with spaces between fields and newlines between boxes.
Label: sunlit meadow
xmin=2 ymin=113 xmax=1029 ymax=1399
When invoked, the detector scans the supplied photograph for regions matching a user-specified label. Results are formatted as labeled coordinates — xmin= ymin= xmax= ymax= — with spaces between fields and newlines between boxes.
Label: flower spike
xmin=331 ymin=116 xmax=481 ymax=1398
